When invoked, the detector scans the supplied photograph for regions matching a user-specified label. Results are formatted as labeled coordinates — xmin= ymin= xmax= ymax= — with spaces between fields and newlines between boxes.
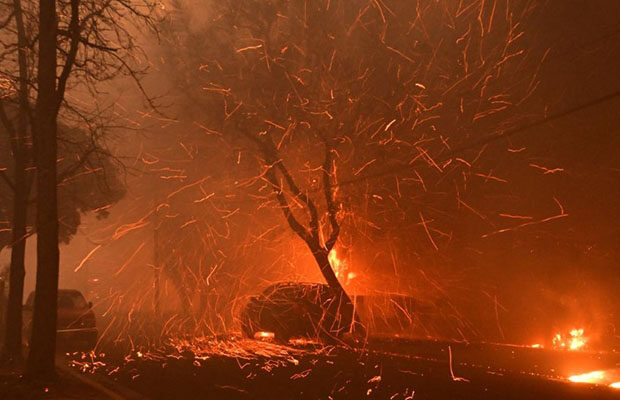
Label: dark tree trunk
xmin=312 ymin=248 xmax=346 ymax=297
xmin=2 ymin=0 xmax=33 ymax=363
xmin=26 ymin=0 xmax=59 ymax=378
xmin=2 ymin=155 xmax=29 ymax=362
xmin=260 ymin=139 xmax=363 ymax=337
xmin=311 ymin=247 xmax=358 ymax=335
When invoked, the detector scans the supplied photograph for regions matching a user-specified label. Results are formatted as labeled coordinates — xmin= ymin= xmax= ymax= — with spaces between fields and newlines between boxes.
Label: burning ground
xmin=59 ymin=337 xmax=620 ymax=400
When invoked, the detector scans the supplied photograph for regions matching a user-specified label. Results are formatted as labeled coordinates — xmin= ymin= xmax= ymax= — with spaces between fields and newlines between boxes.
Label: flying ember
xmin=0 ymin=0 xmax=618 ymax=399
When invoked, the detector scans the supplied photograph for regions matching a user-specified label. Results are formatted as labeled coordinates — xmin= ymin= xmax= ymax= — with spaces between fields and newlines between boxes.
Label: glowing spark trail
xmin=74 ymin=244 xmax=102 ymax=272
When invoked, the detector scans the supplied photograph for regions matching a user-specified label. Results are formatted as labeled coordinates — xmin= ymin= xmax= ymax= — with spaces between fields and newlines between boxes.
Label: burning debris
xmin=553 ymin=329 xmax=588 ymax=351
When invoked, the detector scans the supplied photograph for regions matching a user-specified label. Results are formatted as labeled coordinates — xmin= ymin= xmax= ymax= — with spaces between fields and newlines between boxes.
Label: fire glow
xmin=328 ymin=249 xmax=356 ymax=286
xmin=568 ymin=370 xmax=605 ymax=383
xmin=567 ymin=369 xmax=620 ymax=390
xmin=552 ymin=328 xmax=587 ymax=351
xmin=253 ymin=331 xmax=275 ymax=341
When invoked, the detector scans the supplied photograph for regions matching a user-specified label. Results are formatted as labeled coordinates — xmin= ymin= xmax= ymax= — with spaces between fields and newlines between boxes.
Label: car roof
xmin=58 ymin=289 xmax=84 ymax=295
xmin=28 ymin=289 xmax=84 ymax=296
xmin=25 ymin=289 xmax=86 ymax=304
xmin=264 ymin=281 xmax=328 ymax=290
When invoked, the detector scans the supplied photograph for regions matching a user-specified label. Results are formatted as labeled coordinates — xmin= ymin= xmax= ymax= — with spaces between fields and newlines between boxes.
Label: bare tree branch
xmin=56 ymin=142 xmax=97 ymax=183
xmin=321 ymin=132 xmax=340 ymax=252
xmin=257 ymin=135 xmax=321 ymax=238
xmin=263 ymin=163 xmax=314 ymax=245
xmin=57 ymin=28 xmax=118 ymax=52
xmin=239 ymin=125 xmax=322 ymax=246
xmin=55 ymin=0 xmax=80 ymax=112
xmin=273 ymin=159 xmax=320 ymax=239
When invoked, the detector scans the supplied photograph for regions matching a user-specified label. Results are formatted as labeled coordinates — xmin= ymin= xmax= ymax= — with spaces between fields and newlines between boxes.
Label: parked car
xmin=23 ymin=289 xmax=97 ymax=350
xmin=240 ymin=282 xmax=356 ymax=343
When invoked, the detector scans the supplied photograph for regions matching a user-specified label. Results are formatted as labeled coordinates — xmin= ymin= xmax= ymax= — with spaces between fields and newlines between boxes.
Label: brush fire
xmin=553 ymin=329 xmax=588 ymax=351
xmin=568 ymin=369 xmax=620 ymax=390
xmin=0 ymin=0 xmax=619 ymax=399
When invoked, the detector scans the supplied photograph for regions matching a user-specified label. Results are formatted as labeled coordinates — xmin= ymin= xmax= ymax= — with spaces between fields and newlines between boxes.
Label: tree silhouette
xmin=156 ymin=0 xmax=542 ymax=337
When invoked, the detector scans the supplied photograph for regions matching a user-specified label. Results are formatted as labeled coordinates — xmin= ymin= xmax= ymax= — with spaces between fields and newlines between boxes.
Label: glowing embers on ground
xmin=567 ymin=369 xmax=620 ymax=390
xmin=167 ymin=335 xmax=316 ymax=361
xmin=254 ymin=331 xmax=275 ymax=341
xmin=552 ymin=328 xmax=587 ymax=351
xmin=68 ymin=351 xmax=108 ymax=374
xmin=328 ymin=249 xmax=356 ymax=286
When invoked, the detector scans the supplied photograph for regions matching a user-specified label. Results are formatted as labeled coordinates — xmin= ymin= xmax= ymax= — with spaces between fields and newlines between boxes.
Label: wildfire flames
xmin=559 ymin=328 xmax=620 ymax=391
xmin=569 ymin=370 xmax=605 ymax=383
xmin=328 ymin=249 xmax=356 ymax=286
xmin=552 ymin=329 xmax=587 ymax=351
xmin=568 ymin=369 xmax=620 ymax=390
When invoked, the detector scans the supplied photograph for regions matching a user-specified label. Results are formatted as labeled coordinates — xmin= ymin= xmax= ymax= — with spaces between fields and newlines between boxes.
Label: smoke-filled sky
xmin=2 ymin=0 xmax=619 ymax=344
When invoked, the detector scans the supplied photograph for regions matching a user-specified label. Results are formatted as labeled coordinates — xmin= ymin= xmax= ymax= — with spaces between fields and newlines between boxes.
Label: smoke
xmin=21 ymin=0 xmax=620 ymax=348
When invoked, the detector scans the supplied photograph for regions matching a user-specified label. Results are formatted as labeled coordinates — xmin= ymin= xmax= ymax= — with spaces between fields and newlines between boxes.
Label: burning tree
xmin=153 ymin=0 xmax=545 ymax=338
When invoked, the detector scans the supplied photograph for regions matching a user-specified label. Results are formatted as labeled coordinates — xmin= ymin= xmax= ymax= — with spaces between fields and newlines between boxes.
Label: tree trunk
xmin=1 ymin=154 xmax=29 ymax=362
xmin=26 ymin=0 xmax=59 ymax=378
xmin=2 ymin=0 xmax=33 ymax=363
xmin=312 ymin=248 xmax=346 ymax=296
xmin=311 ymin=248 xmax=360 ymax=336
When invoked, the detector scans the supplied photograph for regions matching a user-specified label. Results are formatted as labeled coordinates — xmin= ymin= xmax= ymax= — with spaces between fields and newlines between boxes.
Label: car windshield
xmin=58 ymin=292 xmax=88 ymax=309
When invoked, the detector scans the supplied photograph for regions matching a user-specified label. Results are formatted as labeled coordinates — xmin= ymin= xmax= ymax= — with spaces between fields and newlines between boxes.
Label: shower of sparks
xmin=13 ymin=0 xmax=583 ymax=359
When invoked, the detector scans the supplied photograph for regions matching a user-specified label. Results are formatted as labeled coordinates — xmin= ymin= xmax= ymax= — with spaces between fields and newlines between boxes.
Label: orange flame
xmin=328 ymin=249 xmax=356 ymax=286
xmin=568 ymin=369 xmax=620 ymax=390
xmin=253 ymin=331 xmax=275 ymax=341
xmin=553 ymin=328 xmax=587 ymax=351
xmin=568 ymin=370 xmax=605 ymax=383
